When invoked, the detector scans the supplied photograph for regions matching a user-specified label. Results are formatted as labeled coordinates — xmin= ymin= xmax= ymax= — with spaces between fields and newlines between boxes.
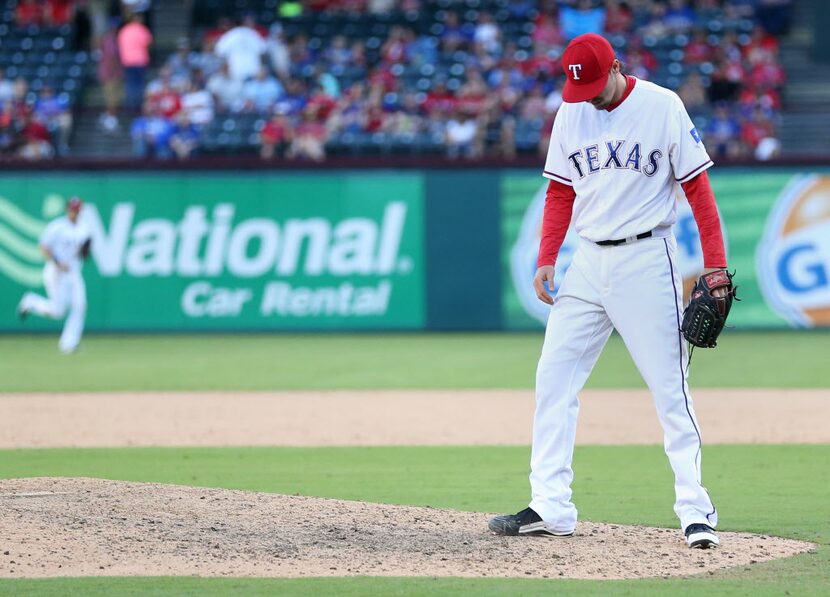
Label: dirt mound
xmin=0 ymin=478 xmax=814 ymax=579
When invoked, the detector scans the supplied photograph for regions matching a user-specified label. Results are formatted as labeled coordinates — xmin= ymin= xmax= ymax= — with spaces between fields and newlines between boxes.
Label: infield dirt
xmin=0 ymin=389 xmax=828 ymax=448
xmin=0 ymin=389 xmax=824 ymax=579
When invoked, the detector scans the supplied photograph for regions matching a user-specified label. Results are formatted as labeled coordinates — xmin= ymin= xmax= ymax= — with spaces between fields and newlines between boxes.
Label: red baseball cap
xmin=561 ymin=33 xmax=616 ymax=103
xmin=67 ymin=196 xmax=83 ymax=211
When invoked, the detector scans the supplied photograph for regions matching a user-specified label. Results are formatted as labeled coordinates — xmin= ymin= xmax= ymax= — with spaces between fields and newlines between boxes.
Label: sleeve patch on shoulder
xmin=690 ymin=127 xmax=701 ymax=143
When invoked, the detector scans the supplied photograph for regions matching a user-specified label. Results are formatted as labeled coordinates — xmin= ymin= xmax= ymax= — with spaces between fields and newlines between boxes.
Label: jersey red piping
xmin=676 ymin=160 xmax=713 ymax=182
xmin=544 ymin=170 xmax=572 ymax=183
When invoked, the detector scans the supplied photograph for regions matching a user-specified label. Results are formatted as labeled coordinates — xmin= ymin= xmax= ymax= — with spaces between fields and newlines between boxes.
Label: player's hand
xmin=703 ymin=267 xmax=728 ymax=298
xmin=56 ymin=261 xmax=69 ymax=272
xmin=533 ymin=265 xmax=555 ymax=305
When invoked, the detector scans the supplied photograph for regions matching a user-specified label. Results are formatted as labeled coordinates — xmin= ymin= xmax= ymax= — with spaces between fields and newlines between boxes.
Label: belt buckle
xmin=625 ymin=235 xmax=636 ymax=244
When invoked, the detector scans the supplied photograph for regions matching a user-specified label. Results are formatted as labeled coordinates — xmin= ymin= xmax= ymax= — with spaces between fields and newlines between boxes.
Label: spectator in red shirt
xmin=532 ymin=13 xmax=563 ymax=49
xmin=147 ymin=84 xmax=182 ymax=119
xmin=749 ymin=52 xmax=785 ymax=88
xmin=603 ymin=0 xmax=633 ymax=34
xmin=743 ymin=25 xmax=779 ymax=62
xmin=423 ymin=81 xmax=457 ymax=114
xmin=307 ymin=0 xmax=337 ymax=11
xmin=684 ymin=29 xmax=713 ymax=64
xmin=741 ymin=108 xmax=779 ymax=159
xmin=741 ymin=109 xmax=773 ymax=148
xmin=15 ymin=0 xmax=43 ymax=27
xmin=623 ymin=38 xmax=658 ymax=72
xmin=520 ymin=43 xmax=560 ymax=77
xmin=306 ymin=86 xmax=338 ymax=121
xmin=455 ymin=73 xmax=488 ymax=114
xmin=45 ymin=0 xmax=74 ymax=27
xmin=364 ymin=104 xmax=386 ymax=133
xmin=367 ymin=66 xmax=397 ymax=92
xmin=381 ymin=26 xmax=411 ymax=64
xmin=287 ymin=109 xmax=327 ymax=161
xmin=0 ymin=103 xmax=17 ymax=155
xmin=751 ymin=85 xmax=781 ymax=111
xmin=259 ymin=113 xmax=292 ymax=159
xmin=19 ymin=115 xmax=53 ymax=160
xmin=721 ymin=56 xmax=747 ymax=84
xmin=738 ymin=87 xmax=777 ymax=118
xmin=145 ymin=70 xmax=182 ymax=119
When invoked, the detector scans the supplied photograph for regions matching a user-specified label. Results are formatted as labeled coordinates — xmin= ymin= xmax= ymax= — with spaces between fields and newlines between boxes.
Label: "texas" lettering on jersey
xmin=567 ymin=141 xmax=663 ymax=179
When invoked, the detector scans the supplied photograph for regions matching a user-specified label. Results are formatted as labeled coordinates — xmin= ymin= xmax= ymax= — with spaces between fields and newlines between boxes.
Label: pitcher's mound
xmin=0 ymin=478 xmax=814 ymax=579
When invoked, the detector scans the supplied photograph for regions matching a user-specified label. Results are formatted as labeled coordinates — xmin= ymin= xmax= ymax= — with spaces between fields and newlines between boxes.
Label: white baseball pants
xmin=529 ymin=233 xmax=717 ymax=533
xmin=20 ymin=262 xmax=87 ymax=353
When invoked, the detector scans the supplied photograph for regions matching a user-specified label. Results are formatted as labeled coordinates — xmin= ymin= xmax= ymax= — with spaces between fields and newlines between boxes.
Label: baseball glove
xmin=681 ymin=270 xmax=738 ymax=348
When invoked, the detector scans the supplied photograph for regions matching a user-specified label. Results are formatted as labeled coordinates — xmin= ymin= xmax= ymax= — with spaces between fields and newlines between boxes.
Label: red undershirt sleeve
xmin=537 ymin=179 xmax=576 ymax=268
xmin=680 ymin=170 xmax=727 ymax=268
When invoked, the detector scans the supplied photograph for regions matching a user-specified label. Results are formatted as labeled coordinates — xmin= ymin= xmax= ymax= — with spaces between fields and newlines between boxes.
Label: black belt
xmin=596 ymin=231 xmax=653 ymax=246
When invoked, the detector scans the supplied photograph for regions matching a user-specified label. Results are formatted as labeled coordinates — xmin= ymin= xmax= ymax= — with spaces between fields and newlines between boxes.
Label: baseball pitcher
xmin=489 ymin=34 xmax=736 ymax=549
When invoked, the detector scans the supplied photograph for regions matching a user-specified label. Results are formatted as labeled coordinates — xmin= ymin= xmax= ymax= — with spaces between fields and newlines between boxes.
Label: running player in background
xmin=489 ymin=34 xmax=725 ymax=549
xmin=17 ymin=196 xmax=91 ymax=354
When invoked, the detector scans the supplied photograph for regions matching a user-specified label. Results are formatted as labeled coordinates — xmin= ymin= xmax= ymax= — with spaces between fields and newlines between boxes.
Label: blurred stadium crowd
xmin=0 ymin=0 xmax=792 ymax=161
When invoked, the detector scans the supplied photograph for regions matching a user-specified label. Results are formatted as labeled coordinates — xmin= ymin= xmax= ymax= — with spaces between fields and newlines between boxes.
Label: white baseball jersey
xmin=39 ymin=216 xmax=90 ymax=272
xmin=21 ymin=213 xmax=90 ymax=353
xmin=543 ymin=78 xmax=713 ymax=242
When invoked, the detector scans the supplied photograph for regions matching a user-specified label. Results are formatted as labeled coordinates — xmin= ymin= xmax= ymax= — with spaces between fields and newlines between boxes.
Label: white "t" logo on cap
xmin=569 ymin=64 xmax=583 ymax=80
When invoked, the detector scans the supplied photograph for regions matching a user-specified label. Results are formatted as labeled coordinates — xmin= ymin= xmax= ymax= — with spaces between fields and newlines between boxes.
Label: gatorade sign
xmin=758 ymin=174 xmax=830 ymax=327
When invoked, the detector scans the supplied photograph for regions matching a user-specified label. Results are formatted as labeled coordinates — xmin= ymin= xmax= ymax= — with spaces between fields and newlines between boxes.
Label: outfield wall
xmin=1 ymin=167 xmax=828 ymax=331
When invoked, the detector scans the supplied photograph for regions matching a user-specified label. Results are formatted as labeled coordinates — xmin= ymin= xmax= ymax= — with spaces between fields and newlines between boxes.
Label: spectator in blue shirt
xmin=441 ymin=12 xmax=474 ymax=52
xmin=664 ymin=0 xmax=697 ymax=33
xmin=131 ymin=106 xmax=175 ymax=159
xmin=241 ymin=67 xmax=284 ymax=113
xmin=274 ymin=79 xmax=308 ymax=116
xmin=560 ymin=0 xmax=606 ymax=40
xmin=507 ymin=0 xmax=535 ymax=19
xmin=34 ymin=85 xmax=71 ymax=154
xmin=170 ymin=113 xmax=202 ymax=160
xmin=409 ymin=35 xmax=438 ymax=68
xmin=706 ymin=103 xmax=742 ymax=158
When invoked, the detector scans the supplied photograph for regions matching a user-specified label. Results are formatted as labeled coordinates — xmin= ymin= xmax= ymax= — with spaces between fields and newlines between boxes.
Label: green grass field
xmin=1 ymin=331 xmax=828 ymax=391
xmin=0 ymin=332 xmax=828 ymax=596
